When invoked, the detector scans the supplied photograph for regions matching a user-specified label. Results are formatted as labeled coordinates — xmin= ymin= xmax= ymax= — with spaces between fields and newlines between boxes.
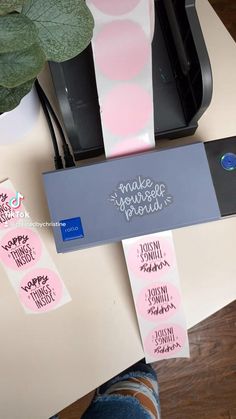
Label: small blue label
xmin=60 ymin=217 xmax=84 ymax=241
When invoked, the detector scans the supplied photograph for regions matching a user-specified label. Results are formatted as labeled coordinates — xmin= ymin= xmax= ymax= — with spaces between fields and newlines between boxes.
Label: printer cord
xmin=35 ymin=80 xmax=63 ymax=170
xmin=35 ymin=80 xmax=75 ymax=169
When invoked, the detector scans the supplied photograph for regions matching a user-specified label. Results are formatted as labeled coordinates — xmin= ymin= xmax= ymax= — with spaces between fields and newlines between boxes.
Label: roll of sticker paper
xmin=0 ymin=179 xmax=71 ymax=314
xmin=87 ymin=0 xmax=156 ymax=157
xmin=88 ymin=0 xmax=189 ymax=362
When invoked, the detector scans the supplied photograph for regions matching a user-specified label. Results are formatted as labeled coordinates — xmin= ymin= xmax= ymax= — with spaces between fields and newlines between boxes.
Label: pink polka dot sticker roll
xmin=102 ymin=83 xmax=152 ymax=137
xmin=94 ymin=20 xmax=150 ymax=81
xmin=90 ymin=0 xmax=140 ymax=15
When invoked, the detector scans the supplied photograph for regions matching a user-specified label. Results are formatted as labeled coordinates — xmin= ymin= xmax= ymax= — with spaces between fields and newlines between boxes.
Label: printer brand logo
xmin=109 ymin=175 xmax=173 ymax=222
xmin=60 ymin=217 xmax=84 ymax=241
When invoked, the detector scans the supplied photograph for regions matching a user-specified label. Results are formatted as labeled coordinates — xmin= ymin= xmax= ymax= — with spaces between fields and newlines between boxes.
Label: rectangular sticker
xmin=0 ymin=179 xmax=71 ymax=314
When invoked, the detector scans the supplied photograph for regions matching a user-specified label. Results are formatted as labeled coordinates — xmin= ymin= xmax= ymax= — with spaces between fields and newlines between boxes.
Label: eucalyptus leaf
xmin=0 ymin=78 xmax=34 ymax=113
xmin=22 ymin=0 xmax=94 ymax=62
xmin=0 ymin=0 xmax=27 ymax=15
xmin=0 ymin=13 xmax=38 ymax=53
xmin=0 ymin=44 xmax=45 ymax=88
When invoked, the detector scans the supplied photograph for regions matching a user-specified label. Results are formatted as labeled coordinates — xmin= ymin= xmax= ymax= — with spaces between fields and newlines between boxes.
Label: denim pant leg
xmin=81 ymin=360 xmax=161 ymax=419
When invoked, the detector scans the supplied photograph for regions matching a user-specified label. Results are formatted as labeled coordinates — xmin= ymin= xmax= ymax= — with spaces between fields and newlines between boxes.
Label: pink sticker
xmin=137 ymin=283 xmax=181 ymax=321
xmin=102 ymin=84 xmax=152 ymax=137
xmin=90 ymin=0 xmax=140 ymax=15
xmin=0 ymin=228 xmax=42 ymax=271
xmin=128 ymin=235 xmax=175 ymax=280
xmin=94 ymin=20 xmax=149 ymax=81
xmin=109 ymin=137 xmax=152 ymax=158
xmin=0 ymin=187 xmax=24 ymax=230
xmin=19 ymin=268 xmax=63 ymax=312
xmin=145 ymin=324 xmax=186 ymax=359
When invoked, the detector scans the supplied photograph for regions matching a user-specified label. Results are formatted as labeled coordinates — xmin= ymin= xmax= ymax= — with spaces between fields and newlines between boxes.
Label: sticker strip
xmin=88 ymin=0 xmax=189 ymax=362
xmin=0 ymin=179 xmax=71 ymax=314
xmin=87 ymin=0 xmax=155 ymax=157
xmin=122 ymin=232 xmax=189 ymax=362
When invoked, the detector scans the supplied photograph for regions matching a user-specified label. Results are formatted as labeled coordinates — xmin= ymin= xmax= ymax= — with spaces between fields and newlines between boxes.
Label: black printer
xmin=49 ymin=0 xmax=213 ymax=161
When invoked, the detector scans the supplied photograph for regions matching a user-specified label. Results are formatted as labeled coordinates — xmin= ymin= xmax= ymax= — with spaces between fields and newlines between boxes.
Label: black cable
xmin=35 ymin=81 xmax=63 ymax=170
xmin=35 ymin=80 xmax=67 ymax=146
xmin=35 ymin=80 xmax=75 ymax=168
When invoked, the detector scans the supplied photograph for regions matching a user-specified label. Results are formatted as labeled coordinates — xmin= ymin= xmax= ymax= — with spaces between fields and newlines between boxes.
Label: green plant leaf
xmin=0 ymin=0 xmax=27 ymax=15
xmin=0 ymin=13 xmax=38 ymax=53
xmin=0 ymin=78 xmax=34 ymax=113
xmin=0 ymin=44 xmax=45 ymax=88
xmin=22 ymin=0 xmax=94 ymax=62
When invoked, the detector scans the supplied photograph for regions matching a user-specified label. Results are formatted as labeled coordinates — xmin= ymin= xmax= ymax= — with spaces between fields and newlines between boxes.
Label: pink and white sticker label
xmin=145 ymin=324 xmax=187 ymax=360
xmin=0 ymin=179 xmax=71 ymax=314
xmin=0 ymin=227 xmax=42 ymax=271
xmin=137 ymin=283 xmax=181 ymax=321
xmin=128 ymin=235 xmax=174 ymax=280
xmin=123 ymin=231 xmax=189 ymax=362
xmin=19 ymin=268 xmax=63 ymax=313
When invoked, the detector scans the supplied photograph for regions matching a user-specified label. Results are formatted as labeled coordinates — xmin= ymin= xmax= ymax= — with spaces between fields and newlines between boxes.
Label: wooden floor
xmin=60 ymin=3 xmax=236 ymax=418
xmin=155 ymin=301 xmax=236 ymax=419
xmin=210 ymin=0 xmax=236 ymax=40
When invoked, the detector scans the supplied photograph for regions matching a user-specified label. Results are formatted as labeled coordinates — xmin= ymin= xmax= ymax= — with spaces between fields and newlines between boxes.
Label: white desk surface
xmin=1 ymin=1 xmax=236 ymax=418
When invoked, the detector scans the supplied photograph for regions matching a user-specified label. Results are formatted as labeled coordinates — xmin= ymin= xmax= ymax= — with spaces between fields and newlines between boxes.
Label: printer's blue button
xmin=60 ymin=217 xmax=84 ymax=241
xmin=221 ymin=153 xmax=236 ymax=171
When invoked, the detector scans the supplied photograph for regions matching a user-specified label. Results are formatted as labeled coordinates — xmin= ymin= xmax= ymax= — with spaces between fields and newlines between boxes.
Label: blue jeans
xmin=82 ymin=361 xmax=161 ymax=418
xmin=50 ymin=360 xmax=161 ymax=419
